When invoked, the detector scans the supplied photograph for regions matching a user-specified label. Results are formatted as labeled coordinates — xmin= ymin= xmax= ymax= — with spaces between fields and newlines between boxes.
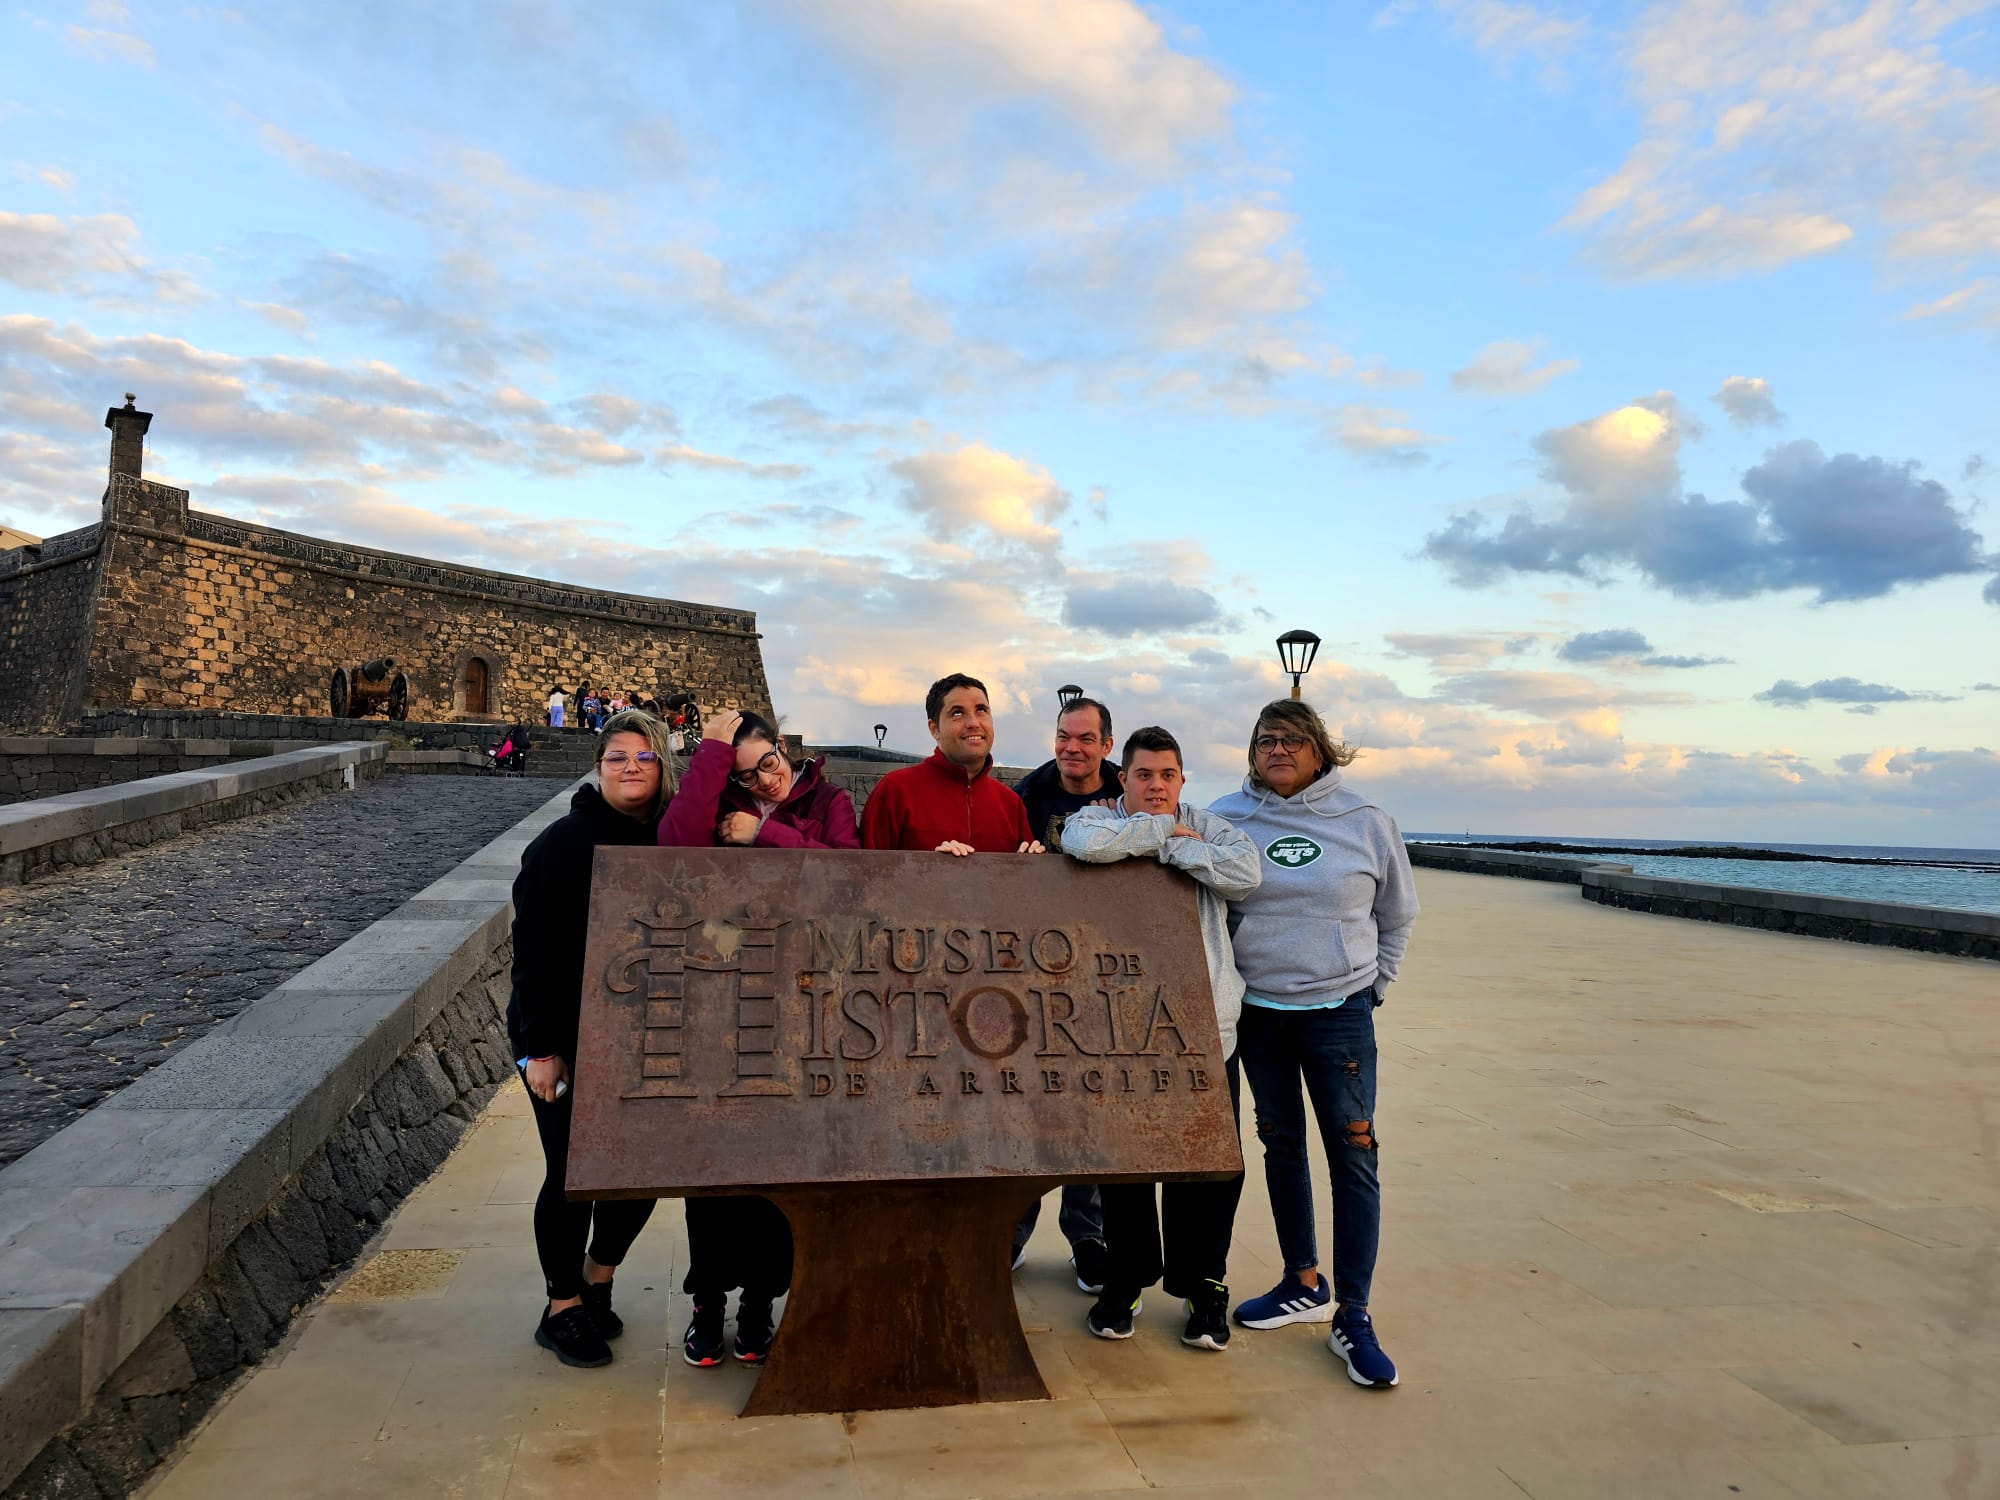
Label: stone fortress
xmin=0 ymin=399 xmax=775 ymax=735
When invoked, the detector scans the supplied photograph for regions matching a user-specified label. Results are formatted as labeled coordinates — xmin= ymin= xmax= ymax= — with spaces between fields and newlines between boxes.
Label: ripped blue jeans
xmin=1236 ymin=992 xmax=1380 ymax=1308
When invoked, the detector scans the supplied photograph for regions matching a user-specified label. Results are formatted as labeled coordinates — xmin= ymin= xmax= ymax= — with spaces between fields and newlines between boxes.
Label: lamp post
xmin=1276 ymin=629 xmax=1321 ymax=701
xmin=873 ymin=724 xmax=887 ymax=750
xmin=1056 ymin=684 xmax=1084 ymax=712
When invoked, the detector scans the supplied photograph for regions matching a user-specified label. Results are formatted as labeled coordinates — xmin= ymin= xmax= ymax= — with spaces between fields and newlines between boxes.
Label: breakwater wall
xmin=1406 ymin=844 xmax=1999 ymax=962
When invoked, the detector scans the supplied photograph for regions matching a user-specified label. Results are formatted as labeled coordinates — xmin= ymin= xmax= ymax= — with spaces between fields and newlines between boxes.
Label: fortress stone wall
xmin=0 ymin=402 xmax=774 ymax=732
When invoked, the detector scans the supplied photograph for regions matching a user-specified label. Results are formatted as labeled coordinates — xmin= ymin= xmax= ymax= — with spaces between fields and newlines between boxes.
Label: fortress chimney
xmin=105 ymin=393 xmax=152 ymax=483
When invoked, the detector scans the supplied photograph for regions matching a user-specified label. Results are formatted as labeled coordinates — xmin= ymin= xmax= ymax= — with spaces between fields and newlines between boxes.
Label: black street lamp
xmin=1056 ymin=683 xmax=1084 ymax=712
xmin=1276 ymin=629 xmax=1321 ymax=701
xmin=873 ymin=723 xmax=887 ymax=750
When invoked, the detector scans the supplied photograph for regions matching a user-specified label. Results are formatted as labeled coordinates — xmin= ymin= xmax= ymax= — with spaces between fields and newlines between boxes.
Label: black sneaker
xmin=1181 ymin=1280 xmax=1231 ymax=1352
xmin=683 ymin=1298 xmax=726 ymax=1367
xmin=734 ymin=1295 xmax=776 ymax=1363
xmin=1087 ymin=1287 xmax=1142 ymax=1340
xmin=579 ymin=1279 xmax=623 ymax=1339
xmin=535 ymin=1303 xmax=612 ymax=1368
xmin=1071 ymin=1239 xmax=1109 ymax=1295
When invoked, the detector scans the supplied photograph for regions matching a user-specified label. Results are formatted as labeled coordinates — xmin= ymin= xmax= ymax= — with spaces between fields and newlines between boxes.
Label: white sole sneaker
xmin=1070 ymin=1255 xmax=1105 ymax=1295
xmin=1234 ymin=1300 xmax=1335 ymax=1330
xmin=1329 ymin=1328 xmax=1399 ymax=1386
xmin=1088 ymin=1295 xmax=1141 ymax=1340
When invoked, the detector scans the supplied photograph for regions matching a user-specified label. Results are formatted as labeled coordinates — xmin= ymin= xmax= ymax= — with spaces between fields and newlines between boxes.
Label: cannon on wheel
xmin=330 ymin=657 xmax=412 ymax=720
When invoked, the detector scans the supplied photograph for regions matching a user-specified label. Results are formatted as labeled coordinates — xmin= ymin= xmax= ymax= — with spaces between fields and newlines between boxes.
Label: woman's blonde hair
xmin=1246 ymin=698 xmax=1357 ymax=788
xmin=596 ymin=709 xmax=680 ymax=822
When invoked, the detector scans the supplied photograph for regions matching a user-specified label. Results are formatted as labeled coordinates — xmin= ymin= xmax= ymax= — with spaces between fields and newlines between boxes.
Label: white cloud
xmin=1323 ymin=403 xmax=1450 ymax=466
xmin=1713 ymin=374 xmax=1783 ymax=427
xmin=891 ymin=443 xmax=1070 ymax=549
xmin=655 ymin=444 xmax=806 ymax=481
xmin=1450 ymin=338 xmax=1579 ymax=395
xmin=1545 ymin=1 xmax=1995 ymax=284
xmin=66 ymin=26 xmax=154 ymax=69
xmin=764 ymin=0 xmax=1236 ymax=175
xmin=0 ymin=211 xmax=202 ymax=304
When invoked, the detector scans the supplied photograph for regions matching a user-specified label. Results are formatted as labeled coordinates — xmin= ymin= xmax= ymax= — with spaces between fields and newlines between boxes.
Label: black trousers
xmin=527 ymin=1075 xmax=657 ymax=1301
xmin=683 ymin=1195 xmax=794 ymax=1301
xmin=1100 ymin=1053 xmax=1244 ymax=1297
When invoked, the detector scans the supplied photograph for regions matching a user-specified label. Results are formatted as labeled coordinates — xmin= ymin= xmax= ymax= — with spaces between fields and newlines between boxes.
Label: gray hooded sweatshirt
xmin=1059 ymin=799 xmax=1260 ymax=1058
xmin=1207 ymin=769 xmax=1418 ymax=1005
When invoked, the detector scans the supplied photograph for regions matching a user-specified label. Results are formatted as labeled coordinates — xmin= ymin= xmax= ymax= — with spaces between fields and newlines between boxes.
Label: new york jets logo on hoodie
xmin=1266 ymin=834 xmax=1322 ymax=868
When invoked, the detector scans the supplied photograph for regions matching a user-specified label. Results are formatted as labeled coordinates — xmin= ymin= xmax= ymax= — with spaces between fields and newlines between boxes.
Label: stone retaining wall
xmin=1580 ymin=869 xmax=2000 ymax=961
xmin=1408 ymin=842 xmax=1999 ymax=963
xmin=0 ymin=739 xmax=265 ymax=805
xmin=0 ymin=782 xmax=572 ymax=1497
xmin=0 ymin=744 xmax=387 ymax=885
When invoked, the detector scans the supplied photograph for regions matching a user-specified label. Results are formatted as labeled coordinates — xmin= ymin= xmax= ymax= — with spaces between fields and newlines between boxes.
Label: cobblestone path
xmin=0 ymin=776 xmax=563 ymax=1165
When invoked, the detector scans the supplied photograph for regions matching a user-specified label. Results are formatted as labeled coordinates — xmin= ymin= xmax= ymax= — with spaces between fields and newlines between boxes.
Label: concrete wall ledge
xmin=1409 ymin=842 xmax=1998 ymax=960
xmin=0 ymin=779 xmax=575 ymax=1494
xmin=0 ymin=743 xmax=387 ymax=881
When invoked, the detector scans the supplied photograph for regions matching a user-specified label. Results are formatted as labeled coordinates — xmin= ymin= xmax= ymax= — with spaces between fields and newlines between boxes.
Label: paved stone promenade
xmin=0 ymin=777 xmax=557 ymax=1165
xmin=143 ymin=870 xmax=2000 ymax=1499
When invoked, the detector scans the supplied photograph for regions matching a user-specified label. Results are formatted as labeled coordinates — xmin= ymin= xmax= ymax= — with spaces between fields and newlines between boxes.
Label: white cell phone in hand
xmin=517 ymin=1059 xmax=568 ymax=1099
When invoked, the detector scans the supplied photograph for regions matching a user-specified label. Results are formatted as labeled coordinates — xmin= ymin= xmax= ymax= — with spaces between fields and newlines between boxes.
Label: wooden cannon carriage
xmin=329 ymin=657 xmax=411 ymax=720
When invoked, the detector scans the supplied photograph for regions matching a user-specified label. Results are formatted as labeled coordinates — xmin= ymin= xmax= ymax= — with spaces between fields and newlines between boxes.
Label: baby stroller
xmin=661 ymin=692 xmax=703 ymax=754
xmin=486 ymin=724 xmax=530 ymax=776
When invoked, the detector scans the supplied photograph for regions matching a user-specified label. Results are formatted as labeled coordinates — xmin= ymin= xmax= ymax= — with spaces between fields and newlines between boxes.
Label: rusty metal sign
xmin=567 ymin=849 xmax=1243 ymax=1198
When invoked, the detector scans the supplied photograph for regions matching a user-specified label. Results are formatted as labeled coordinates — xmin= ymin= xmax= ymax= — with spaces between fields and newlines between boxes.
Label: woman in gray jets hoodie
xmin=1208 ymin=698 xmax=1418 ymax=1389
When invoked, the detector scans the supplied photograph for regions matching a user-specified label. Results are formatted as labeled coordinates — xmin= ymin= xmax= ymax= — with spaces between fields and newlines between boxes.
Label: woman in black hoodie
xmin=507 ymin=709 xmax=676 ymax=1367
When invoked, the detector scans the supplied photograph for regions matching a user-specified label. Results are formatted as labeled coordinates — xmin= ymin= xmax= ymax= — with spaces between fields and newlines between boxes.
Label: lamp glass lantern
xmin=1056 ymin=683 xmax=1085 ymax=711
xmin=872 ymin=723 xmax=887 ymax=750
xmin=1276 ymin=629 xmax=1321 ymax=700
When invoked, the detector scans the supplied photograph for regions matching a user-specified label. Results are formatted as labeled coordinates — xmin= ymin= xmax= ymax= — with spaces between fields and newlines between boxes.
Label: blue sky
xmin=3 ymin=0 xmax=1997 ymax=842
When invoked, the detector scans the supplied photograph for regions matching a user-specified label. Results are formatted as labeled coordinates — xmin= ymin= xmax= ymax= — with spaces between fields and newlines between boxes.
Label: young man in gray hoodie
xmin=1059 ymin=725 xmax=1260 ymax=1351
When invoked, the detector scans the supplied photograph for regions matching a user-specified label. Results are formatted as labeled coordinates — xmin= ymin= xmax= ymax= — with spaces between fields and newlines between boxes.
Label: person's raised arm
xmin=756 ymin=785 xmax=862 ymax=850
xmin=1160 ymin=808 xmax=1262 ymax=901
xmin=1060 ymin=805 xmax=1172 ymax=863
xmin=657 ymin=736 xmax=731 ymax=847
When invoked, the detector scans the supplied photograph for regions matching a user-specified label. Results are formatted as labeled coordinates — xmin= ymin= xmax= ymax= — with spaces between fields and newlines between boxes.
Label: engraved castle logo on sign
xmin=1265 ymin=834 xmax=1323 ymax=868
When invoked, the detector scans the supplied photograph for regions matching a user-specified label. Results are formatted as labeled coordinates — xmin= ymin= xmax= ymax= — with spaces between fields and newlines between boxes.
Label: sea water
xmin=1403 ymin=835 xmax=2000 ymax=916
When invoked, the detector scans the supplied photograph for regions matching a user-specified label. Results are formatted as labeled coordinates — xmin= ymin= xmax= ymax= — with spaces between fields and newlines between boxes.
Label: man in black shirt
xmin=1011 ymin=696 xmax=1124 ymax=849
xmin=1008 ymin=696 xmax=1123 ymax=1291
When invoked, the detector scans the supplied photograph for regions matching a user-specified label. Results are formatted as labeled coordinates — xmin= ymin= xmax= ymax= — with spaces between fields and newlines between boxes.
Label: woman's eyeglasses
xmin=601 ymin=750 xmax=660 ymax=768
xmin=1253 ymin=733 xmax=1310 ymax=755
xmin=730 ymin=751 xmax=786 ymax=788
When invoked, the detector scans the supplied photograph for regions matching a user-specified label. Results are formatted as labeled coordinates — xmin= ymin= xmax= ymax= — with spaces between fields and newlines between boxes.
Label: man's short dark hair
xmin=1057 ymin=696 xmax=1112 ymax=741
xmin=925 ymin=673 xmax=989 ymax=725
xmin=1122 ymin=725 xmax=1182 ymax=767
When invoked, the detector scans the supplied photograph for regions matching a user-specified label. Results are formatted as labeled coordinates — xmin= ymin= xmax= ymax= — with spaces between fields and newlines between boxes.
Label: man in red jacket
xmin=860 ymin=673 xmax=1041 ymax=855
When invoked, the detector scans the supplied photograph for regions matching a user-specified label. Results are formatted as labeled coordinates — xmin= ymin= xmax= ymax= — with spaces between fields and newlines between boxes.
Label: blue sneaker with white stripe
xmin=1231 ymin=1273 xmax=1333 ymax=1329
xmin=1329 ymin=1306 xmax=1398 ymax=1387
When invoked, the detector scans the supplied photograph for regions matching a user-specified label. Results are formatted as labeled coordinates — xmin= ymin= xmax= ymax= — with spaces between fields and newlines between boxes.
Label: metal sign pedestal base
xmin=741 ymin=1179 xmax=1055 ymax=1417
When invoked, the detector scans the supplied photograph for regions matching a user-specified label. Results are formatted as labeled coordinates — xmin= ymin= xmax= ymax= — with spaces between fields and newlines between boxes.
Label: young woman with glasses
xmin=507 ymin=709 xmax=678 ymax=1368
xmin=654 ymin=706 xmax=859 ymax=1369
xmin=1207 ymin=699 xmax=1420 ymax=1390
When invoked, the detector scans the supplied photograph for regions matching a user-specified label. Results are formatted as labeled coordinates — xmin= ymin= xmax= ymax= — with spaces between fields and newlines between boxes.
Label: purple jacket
xmin=656 ymin=737 xmax=860 ymax=850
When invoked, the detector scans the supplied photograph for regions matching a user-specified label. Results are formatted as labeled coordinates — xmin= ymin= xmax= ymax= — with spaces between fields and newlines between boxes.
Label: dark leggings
xmin=527 ymin=1072 xmax=656 ymax=1301
xmin=683 ymin=1196 xmax=794 ymax=1302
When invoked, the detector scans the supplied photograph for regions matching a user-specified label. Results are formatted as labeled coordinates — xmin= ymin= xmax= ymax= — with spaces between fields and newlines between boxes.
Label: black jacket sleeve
xmin=505 ymin=817 xmax=595 ymax=1062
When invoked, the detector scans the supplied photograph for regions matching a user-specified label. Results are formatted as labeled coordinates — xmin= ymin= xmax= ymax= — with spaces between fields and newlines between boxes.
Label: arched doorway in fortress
xmin=452 ymin=652 xmax=500 ymax=719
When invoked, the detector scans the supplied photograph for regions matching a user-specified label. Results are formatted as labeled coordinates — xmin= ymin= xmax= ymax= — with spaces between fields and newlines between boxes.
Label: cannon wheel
xmin=329 ymin=666 xmax=351 ymax=719
xmin=387 ymin=672 xmax=410 ymax=722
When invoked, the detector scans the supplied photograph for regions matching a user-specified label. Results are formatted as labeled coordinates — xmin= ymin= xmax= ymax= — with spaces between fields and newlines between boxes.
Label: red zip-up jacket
xmin=860 ymin=750 xmax=1033 ymax=852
